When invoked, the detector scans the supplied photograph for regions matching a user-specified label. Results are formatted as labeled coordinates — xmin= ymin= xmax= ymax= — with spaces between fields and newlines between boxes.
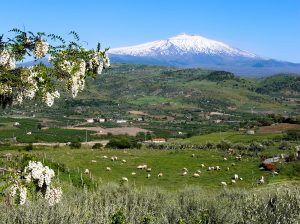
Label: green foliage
xmin=111 ymin=208 xmax=126 ymax=224
xmin=205 ymin=71 xmax=235 ymax=82
xmin=69 ymin=142 xmax=81 ymax=149
xmin=106 ymin=136 xmax=140 ymax=149
xmin=92 ymin=143 xmax=103 ymax=149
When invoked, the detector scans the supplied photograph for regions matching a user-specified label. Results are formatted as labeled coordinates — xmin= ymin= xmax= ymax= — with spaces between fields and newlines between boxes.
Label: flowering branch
xmin=0 ymin=29 xmax=110 ymax=108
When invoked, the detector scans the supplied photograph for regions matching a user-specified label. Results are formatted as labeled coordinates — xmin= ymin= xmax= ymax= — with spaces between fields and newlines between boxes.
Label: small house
xmin=246 ymin=130 xmax=255 ymax=135
xmin=116 ymin=120 xmax=127 ymax=124
xmin=86 ymin=118 xmax=94 ymax=123
xmin=151 ymin=138 xmax=166 ymax=143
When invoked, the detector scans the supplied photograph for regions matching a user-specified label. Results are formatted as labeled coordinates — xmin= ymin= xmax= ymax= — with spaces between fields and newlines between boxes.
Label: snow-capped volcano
xmin=109 ymin=33 xmax=258 ymax=58
xmin=109 ymin=34 xmax=300 ymax=76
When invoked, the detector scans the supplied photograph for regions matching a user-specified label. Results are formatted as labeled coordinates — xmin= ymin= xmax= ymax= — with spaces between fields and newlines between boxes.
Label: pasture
xmin=1 ymin=146 xmax=298 ymax=191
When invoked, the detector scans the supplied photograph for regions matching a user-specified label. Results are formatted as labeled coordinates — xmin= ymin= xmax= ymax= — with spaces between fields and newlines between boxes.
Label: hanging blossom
xmin=69 ymin=60 xmax=86 ymax=98
xmin=0 ymin=83 xmax=12 ymax=95
xmin=43 ymin=90 xmax=60 ymax=107
xmin=33 ymin=40 xmax=49 ymax=58
xmin=9 ymin=161 xmax=62 ymax=206
xmin=0 ymin=49 xmax=16 ymax=70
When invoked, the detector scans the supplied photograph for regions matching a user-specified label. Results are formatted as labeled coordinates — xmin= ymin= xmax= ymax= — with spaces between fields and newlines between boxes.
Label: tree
xmin=0 ymin=28 xmax=110 ymax=109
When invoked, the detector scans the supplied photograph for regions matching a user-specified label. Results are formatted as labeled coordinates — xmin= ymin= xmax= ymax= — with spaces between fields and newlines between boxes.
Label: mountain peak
xmin=109 ymin=33 xmax=258 ymax=58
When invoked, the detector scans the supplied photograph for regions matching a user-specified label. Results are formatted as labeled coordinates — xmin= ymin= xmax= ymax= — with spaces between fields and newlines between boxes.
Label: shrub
xmin=111 ymin=208 xmax=126 ymax=224
xmin=279 ymin=141 xmax=292 ymax=150
xmin=216 ymin=140 xmax=232 ymax=151
xmin=92 ymin=143 xmax=103 ymax=149
xmin=106 ymin=136 xmax=140 ymax=149
xmin=69 ymin=142 xmax=81 ymax=149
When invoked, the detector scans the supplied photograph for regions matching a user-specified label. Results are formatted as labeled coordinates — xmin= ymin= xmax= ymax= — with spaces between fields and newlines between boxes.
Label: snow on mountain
xmin=109 ymin=33 xmax=259 ymax=58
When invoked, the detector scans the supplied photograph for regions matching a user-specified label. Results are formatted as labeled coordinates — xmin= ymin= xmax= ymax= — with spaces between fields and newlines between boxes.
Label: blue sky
xmin=1 ymin=0 xmax=300 ymax=62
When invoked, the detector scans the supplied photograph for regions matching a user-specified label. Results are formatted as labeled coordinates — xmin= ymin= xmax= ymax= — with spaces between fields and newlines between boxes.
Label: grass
xmin=177 ymin=131 xmax=284 ymax=144
xmin=0 ymin=146 xmax=298 ymax=191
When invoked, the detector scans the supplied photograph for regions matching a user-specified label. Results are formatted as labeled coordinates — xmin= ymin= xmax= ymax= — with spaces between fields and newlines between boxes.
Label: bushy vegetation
xmin=0 ymin=184 xmax=299 ymax=223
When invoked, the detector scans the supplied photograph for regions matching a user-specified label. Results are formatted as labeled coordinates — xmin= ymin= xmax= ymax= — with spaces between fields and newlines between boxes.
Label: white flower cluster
xmin=24 ymin=160 xmax=55 ymax=187
xmin=43 ymin=90 xmax=60 ymax=107
xmin=33 ymin=40 xmax=49 ymax=58
xmin=0 ymin=83 xmax=12 ymax=95
xmin=9 ymin=184 xmax=27 ymax=205
xmin=16 ymin=68 xmax=39 ymax=104
xmin=87 ymin=52 xmax=110 ymax=75
xmin=45 ymin=186 xmax=63 ymax=206
xmin=70 ymin=60 xmax=86 ymax=98
xmin=0 ymin=49 xmax=16 ymax=70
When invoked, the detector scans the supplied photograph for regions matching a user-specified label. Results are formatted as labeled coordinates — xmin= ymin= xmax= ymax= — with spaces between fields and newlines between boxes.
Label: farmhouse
xmin=151 ymin=138 xmax=166 ymax=143
xmin=116 ymin=120 xmax=127 ymax=124
xmin=86 ymin=118 xmax=94 ymax=123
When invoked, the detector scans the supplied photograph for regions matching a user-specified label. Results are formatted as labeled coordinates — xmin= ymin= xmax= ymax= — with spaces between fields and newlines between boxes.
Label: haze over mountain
xmin=109 ymin=34 xmax=300 ymax=76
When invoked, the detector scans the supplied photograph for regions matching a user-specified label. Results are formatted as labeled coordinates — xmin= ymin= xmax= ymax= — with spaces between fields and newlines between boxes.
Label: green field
xmin=176 ymin=131 xmax=284 ymax=144
xmin=1 ymin=146 xmax=298 ymax=191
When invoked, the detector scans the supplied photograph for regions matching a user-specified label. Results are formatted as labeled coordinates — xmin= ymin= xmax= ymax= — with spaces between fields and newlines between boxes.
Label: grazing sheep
xmin=147 ymin=173 xmax=151 ymax=178
xmin=208 ymin=167 xmax=212 ymax=171
xmin=102 ymin=156 xmax=108 ymax=159
xmin=91 ymin=160 xmax=97 ymax=163
xmin=193 ymin=173 xmax=200 ymax=177
xmin=216 ymin=166 xmax=221 ymax=171
xmin=182 ymin=171 xmax=188 ymax=176
xmin=231 ymin=163 xmax=236 ymax=166
xmin=211 ymin=166 xmax=215 ymax=170
xmin=84 ymin=169 xmax=89 ymax=174
xmin=223 ymin=157 xmax=227 ymax=161
xmin=226 ymin=167 xmax=230 ymax=171
xmin=258 ymin=176 xmax=264 ymax=184
xmin=221 ymin=181 xmax=227 ymax=186
xmin=27 ymin=132 xmax=32 ymax=135
xmin=146 ymin=168 xmax=152 ymax=172
xmin=234 ymin=174 xmax=239 ymax=180
xmin=131 ymin=172 xmax=136 ymax=175
xmin=122 ymin=159 xmax=126 ymax=163
xmin=191 ymin=154 xmax=195 ymax=157
xmin=111 ymin=156 xmax=118 ymax=161
xmin=121 ymin=177 xmax=128 ymax=182
xmin=201 ymin=164 xmax=205 ymax=168
xmin=231 ymin=179 xmax=236 ymax=184
xmin=239 ymin=178 xmax=243 ymax=181
xmin=106 ymin=167 xmax=111 ymax=171
xmin=272 ymin=170 xmax=279 ymax=175
xmin=196 ymin=170 xmax=201 ymax=174
xmin=137 ymin=164 xmax=147 ymax=169
xmin=182 ymin=167 xmax=188 ymax=172
xmin=158 ymin=173 xmax=163 ymax=177
xmin=236 ymin=155 xmax=242 ymax=161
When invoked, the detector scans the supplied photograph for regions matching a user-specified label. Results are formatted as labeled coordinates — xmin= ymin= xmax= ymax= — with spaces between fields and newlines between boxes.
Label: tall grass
xmin=1 ymin=183 xmax=299 ymax=223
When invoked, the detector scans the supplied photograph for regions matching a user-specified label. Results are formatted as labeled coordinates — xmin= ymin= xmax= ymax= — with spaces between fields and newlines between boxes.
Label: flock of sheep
xmin=84 ymin=153 xmax=267 ymax=186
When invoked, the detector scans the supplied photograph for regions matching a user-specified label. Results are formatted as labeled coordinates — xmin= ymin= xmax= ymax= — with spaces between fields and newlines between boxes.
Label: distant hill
xmin=109 ymin=34 xmax=300 ymax=76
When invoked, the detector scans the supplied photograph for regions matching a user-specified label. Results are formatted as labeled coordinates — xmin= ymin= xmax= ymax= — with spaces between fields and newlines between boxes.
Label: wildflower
xmin=45 ymin=187 xmax=62 ymax=206
xmin=0 ymin=49 xmax=16 ymax=70
xmin=43 ymin=91 xmax=60 ymax=107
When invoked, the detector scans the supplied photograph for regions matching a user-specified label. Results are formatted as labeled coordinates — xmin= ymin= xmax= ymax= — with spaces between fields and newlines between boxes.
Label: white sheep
xmin=231 ymin=179 xmax=236 ymax=184
xmin=223 ymin=157 xmax=227 ymax=161
xmin=258 ymin=176 xmax=264 ymax=184
xmin=196 ymin=170 xmax=201 ymax=174
xmin=234 ymin=174 xmax=239 ymax=180
xmin=191 ymin=154 xmax=195 ymax=157
xmin=226 ymin=167 xmax=230 ymax=171
xmin=131 ymin=172 xmax=136 ymax=175
xmin=111 ymin=156 xmax=118 ymax=161
xmin=146 ymin=168 xmax=152 ymax=172
xmin=147 ymin=173 xmax=151 ymax=178
xmin=91 ymin=160 xmax=97 ymax=163
xmin=216 ymin=166 xmax=221 ymax=171
xmin=208 ymin=167 xmax=212 ymax=171
xmin=158 ymin=173 xmax=163 ymax=177
xmin=221 ymin=181 xmax=227 ymax=186
xmin=27 ymin=131 xmax=32 ymax=135
xmin=182 ymin=171 xmax=188 ymax=176
xmin=106 ymin=167 xmax=111 ymax=171
xmin=84 ymin=169 xmax=89 ymax=174
xmin=239 ymin=177 xmax=243 ymax=181
xmin=193 ymin=173 xmax=200 ymax=177
xmin=201 ymin=164 xmax=205 ymax=168
xmin=182 ymin=167 xmax=188 ymax=172
xmin=121 ymin=177 xmax=128 ymax=182
xmin=102 ymin=155 xmax=108 ymax=159
xmin=122 ymin=159 xmax=126 ymax=163
xmin=137 ymin=164 xmax=147 ymax=169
